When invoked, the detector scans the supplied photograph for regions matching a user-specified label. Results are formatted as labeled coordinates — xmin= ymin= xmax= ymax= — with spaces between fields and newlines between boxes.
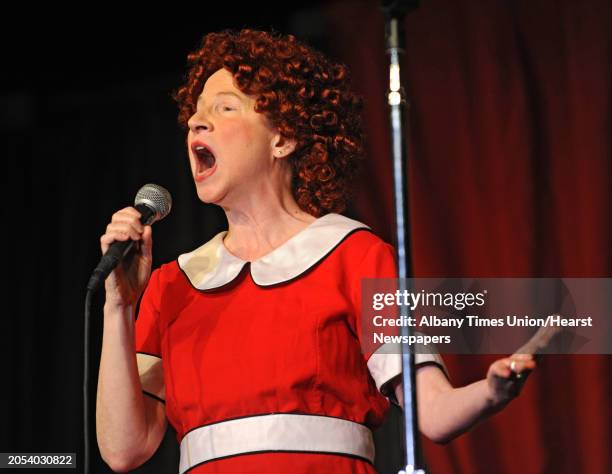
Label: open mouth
xmin=194 ymin=145 xmax=216 ymax=168
xmin=192 ymin=143 xmax=217 ymax=180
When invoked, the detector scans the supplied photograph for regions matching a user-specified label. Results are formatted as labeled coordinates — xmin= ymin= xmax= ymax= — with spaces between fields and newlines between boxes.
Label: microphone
xmin=87 ymin=184 xmax=172 ymax=292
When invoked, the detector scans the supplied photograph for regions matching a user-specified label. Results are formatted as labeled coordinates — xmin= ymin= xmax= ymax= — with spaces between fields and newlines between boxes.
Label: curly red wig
xmin=171 ymin=29 xmax=364 ymax=217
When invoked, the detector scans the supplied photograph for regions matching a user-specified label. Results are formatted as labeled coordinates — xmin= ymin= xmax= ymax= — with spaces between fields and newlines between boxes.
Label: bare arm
xmin=392 ymin=355 xmax=535 ymax=444
xmin=95 ymin=207 xmax=167 ymax=472
xmin=96 ymin=302 xmax=167 ymax=472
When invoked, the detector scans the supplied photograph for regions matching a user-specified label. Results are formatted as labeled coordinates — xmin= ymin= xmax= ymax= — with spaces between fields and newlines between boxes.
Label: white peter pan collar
xmin=177 ymin=213 xmax=370 ymax=290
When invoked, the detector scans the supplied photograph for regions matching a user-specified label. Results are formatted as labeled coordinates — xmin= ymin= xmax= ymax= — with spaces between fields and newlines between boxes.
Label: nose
xmin=188 ymin=111 xmax=212 ymax=133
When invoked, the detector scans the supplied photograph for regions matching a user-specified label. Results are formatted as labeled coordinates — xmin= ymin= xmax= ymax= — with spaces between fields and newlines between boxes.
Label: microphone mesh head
xmin=134 ymin=184 xmax=172 ymax=223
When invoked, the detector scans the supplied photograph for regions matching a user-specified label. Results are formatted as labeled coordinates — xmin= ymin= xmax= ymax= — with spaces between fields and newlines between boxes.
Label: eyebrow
xmin=197 ymin=91 xmax=243 ymax=105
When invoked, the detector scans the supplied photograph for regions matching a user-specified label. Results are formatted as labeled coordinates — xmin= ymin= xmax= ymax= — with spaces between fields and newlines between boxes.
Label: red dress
xmin=134 ymin=213 xmax=446 ymax=473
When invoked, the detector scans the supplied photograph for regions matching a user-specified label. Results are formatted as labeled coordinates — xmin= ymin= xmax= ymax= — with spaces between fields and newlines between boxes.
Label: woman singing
xmin=96 ymin=29 xmax=534 ymax=473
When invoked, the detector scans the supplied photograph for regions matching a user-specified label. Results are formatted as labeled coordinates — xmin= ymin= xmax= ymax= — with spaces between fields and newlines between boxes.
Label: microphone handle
xmin=87 ymin=204 xmax=155 ymax=292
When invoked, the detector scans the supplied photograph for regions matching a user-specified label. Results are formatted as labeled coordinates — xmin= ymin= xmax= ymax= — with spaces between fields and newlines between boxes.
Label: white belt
xmin=179 ymin=413 xmax=375 ymax=473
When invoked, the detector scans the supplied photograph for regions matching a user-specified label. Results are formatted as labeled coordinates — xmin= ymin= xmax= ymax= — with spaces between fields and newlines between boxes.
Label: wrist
xmin=104 ymin=285 xmax=139 ymax=310
xmin=103 ymin=298 xmax=136 ymax=314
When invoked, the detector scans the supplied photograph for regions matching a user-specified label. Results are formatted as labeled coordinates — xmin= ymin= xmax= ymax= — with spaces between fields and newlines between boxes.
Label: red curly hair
xmin=171 ymin=29 xmax=364 ymax=217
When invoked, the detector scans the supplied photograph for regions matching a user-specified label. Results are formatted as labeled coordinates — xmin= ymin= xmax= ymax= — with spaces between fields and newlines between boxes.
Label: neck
xmin=221 ymin=190 xmax=317 ymax=262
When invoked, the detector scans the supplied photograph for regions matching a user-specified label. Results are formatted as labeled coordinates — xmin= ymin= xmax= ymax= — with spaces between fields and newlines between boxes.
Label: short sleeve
xmin=135 ymin=267 xmax=165 ymax=403
xmin=349 ymin=238 xmax=449 ymax=397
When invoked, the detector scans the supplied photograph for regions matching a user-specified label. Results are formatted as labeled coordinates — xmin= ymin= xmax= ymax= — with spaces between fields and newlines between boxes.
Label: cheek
xmin=219 ymin=120 xmax=248 ymax=141
xmin=221 ymin=120 xmax=270 ymax=153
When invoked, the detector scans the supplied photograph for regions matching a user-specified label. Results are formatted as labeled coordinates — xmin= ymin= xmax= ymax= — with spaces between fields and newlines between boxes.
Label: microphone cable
xmin=83 ymin=184 xmax=171 ymax=473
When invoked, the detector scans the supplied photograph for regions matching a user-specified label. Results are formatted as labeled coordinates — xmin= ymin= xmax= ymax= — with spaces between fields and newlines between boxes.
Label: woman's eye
xmin=217 ymin=104 xmax=236 ymax=112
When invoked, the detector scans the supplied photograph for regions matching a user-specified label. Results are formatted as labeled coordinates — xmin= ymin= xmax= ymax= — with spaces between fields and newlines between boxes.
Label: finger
xmin=511 ymin=354 xmax=536 ymax=369
xmin=492 ymin=359 xmax=513 ymax=378
xmin=509 ymin=358 xmax=536 ymax=374
xmin=100 ymin=231 xmax=133 ymax=247
xmin=111 ymin=212 xmax=144 ymax=233
xmin=117 ymin=206 xmax=142 ymax=220
xmin=523 ymin=359 xmax=536 ymax=370
xmin=140 ymin=225 xmax=153 ymax=259
xmin=110 ymin=218 xmax=144 ymax=237
xmin=100 ymin=224 xmax=144 ymax=254
xmin=105 ymin=222 xmax=143 ymax=241
xmin=511 ymin=353 xmax=533 ymax=361
xmin=100 ymin=233 xmax=128 ymax=254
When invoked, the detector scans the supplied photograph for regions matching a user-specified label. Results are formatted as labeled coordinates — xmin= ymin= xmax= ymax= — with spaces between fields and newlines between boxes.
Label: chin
xmin=195 ymin=189 xmax=216 ymax=204
xmin=195 ymin=185 xmax=226 ymax=206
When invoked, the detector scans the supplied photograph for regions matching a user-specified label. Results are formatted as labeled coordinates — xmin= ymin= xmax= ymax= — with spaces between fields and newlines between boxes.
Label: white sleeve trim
xmin=366 ymin=343 xmax=450 ymax=395
xmin=367 ymin=344 xmax=402 ymax=394
xmin=136 ymin=353 xmax=165 ymax=401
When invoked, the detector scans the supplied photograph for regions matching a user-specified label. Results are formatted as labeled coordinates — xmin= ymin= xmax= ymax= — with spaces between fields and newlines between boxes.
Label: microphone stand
xmin=380 ymin=1 xmax=425 ymax=473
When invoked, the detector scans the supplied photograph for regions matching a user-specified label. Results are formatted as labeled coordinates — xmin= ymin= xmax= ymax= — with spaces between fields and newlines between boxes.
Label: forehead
xmin=198 ymin=68 xmax=245 ymax=101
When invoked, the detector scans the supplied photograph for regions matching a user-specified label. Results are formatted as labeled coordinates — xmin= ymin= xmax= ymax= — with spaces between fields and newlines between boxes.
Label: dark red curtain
xmin=326 ymin=1 xmax=611 ymax=473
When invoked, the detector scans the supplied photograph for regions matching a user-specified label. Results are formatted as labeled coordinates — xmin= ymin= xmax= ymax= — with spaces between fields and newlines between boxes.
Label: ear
xmin=272 ymin=134 xmax=297 ymax=159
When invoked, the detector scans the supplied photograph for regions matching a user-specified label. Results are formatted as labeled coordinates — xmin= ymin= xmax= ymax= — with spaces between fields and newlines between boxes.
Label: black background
xmin=1 ymin=4 xmax=405 ymax=474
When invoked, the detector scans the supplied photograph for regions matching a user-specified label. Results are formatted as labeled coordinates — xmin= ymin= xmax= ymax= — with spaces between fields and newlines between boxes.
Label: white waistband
xmin=179 ymin=413 xmax=374 ymax=473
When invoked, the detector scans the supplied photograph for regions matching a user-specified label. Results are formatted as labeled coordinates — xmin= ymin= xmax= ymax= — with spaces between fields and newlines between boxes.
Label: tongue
xmin=204 ymin=154 xmax=216 ymax=168
xmin=198 ymin=152 xmax=215 ymax=170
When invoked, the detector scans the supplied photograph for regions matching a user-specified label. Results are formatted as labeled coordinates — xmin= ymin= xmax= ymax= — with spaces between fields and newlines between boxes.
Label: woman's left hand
xmin=486 ymin=353 xmax=536 ymax=408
